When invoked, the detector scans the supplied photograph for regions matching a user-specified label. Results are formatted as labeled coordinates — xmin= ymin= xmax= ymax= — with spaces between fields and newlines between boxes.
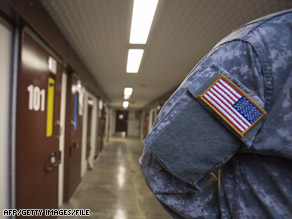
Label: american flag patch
xmin=198 ymin=74 xmax=266 ymax=137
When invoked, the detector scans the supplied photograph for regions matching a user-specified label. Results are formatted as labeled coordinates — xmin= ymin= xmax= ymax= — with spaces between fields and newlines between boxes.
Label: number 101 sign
xmin=27 ymin=84 xmax=45 ymax=111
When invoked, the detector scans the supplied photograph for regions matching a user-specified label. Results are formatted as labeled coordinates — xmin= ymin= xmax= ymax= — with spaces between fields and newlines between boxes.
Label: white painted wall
xmin=81 ymin=91 xmax=98 ymax=177
xmin=140 ymin=111 xmax=145 ymax=139
xmin=0 ymin=19 xmax=12 ymax=216
xmin=58 ymin=72 xmax=67 ymax=206
xmin=110 ymin=108 xmax=116 ymax=137
xmin=104 ymin=105 xmax=110 ymax=142
xmin=89 ymin=97 xmax=97 ymax=165
xmin=127 ymin=110 xmax=140 ymax=137
xmin=81 ymin=91 xmax=89 ymax=177
xmin=148 ymin=108 xmax=157 ymax=134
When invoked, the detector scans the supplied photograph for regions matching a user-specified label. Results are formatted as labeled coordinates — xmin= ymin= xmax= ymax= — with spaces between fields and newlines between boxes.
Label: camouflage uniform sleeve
xmin=140 ymin=147 xmax=219 ymax=218
xmin=139 ymin=40 xmax=264 ymax=218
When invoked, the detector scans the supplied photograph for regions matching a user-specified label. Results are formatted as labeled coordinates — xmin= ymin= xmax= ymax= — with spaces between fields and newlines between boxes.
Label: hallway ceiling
xmin=39 ymin=0 xmax=292 ymax=109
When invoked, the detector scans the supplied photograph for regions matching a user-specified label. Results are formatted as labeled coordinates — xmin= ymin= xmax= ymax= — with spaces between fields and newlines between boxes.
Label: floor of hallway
xmin=59 ymin=137 xmax=171 ymax=219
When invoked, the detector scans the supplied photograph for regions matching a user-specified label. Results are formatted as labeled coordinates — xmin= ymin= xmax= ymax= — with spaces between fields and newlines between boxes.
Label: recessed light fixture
xmin=126 ymin=49 xmax=144 ymax=73
xmin=130 ymin=0 xmax=159 ymax=44
xmin=124 ymin=95 xmax=131 ymax=100
xmin=124 ymin=87 xmax=133 ymax=100
xmin=124 ymin=87 xmax=133 ymax=96
xmin=123 ymin=101 xmax=129 ymax=109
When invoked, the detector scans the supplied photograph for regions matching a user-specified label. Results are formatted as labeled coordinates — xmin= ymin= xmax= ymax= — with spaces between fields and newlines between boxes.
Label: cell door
xmin=64 ymin=74 xmax=83 ymax=202
xmin=16 ymin=29 xmax=62 ymax=214
xmin=115 ymin=110 xmax=128 ymax=135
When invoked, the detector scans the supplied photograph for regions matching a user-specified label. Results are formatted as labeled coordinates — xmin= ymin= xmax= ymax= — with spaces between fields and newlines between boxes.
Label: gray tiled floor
xmin=59 ymin=137 xmax=171 ymax=219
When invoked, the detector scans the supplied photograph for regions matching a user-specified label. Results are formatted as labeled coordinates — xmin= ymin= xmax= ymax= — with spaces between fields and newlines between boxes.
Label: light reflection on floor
xmin=114 ymin=209 xmax=126 ymax=219
xmin=117 ymin=166 xmax=125 ymax=188
xmin=58 ymin=137 xmax=171 ymax=219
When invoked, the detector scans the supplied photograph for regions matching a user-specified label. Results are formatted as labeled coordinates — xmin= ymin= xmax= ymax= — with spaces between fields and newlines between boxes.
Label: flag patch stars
xmin=198 ymin=74 xmax=266 ymax=137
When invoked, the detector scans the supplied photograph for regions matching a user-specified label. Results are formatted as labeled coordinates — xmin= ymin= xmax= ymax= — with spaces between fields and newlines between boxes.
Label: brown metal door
xmin=115 ymin=110 xmax=128 ymax=134
xmin=16 ymin=30 xmax=62 ymax=215
xmin=64 ymin=74 xmax=83 ymax=202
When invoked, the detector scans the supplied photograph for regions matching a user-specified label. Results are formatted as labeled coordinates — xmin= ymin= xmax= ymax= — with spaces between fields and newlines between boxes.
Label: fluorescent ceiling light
xmin=124 ymin=95 xmax=131 ymax=100
xmin=124 ymin=87 xmax=133 ymax=96
xmin=126 ymin=49 xmax=144 ymax=73
xmin=124 ymin=88 xmax=133 ymax=100
xmin=123 ymin=101 xmax=129 ymax=108
xmin=130 ymin=0 xmax=159 ymax=44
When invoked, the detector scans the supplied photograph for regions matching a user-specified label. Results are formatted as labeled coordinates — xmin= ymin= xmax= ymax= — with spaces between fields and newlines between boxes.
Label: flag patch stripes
xmin=198 ymin=74 xmax=266 ymax=137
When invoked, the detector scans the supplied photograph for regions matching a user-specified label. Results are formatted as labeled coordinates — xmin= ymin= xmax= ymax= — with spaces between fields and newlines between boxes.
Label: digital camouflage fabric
xmin=140 ymin=9 xmax=292 ymax=218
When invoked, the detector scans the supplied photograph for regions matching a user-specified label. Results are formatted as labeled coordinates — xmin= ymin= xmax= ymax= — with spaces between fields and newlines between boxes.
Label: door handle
xmin=45 ymin=150 xmax=61 ymax=172
xmin=56 ymin=120 xmax=62 ymax=139
xmin=70 ymin=142 xmax=80 ymax=156
xmin=71 ymin=120 xmax=77 ymax=134
xmin=70 ymin=120 xmax=76 ymax=127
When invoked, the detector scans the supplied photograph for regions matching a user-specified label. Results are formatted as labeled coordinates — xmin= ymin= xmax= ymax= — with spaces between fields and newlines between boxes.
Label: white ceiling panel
xmin=39 ymin=0 xmax=292 ymax=108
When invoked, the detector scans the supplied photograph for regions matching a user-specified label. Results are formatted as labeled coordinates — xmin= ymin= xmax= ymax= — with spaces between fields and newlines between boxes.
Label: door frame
xmin=81 ymin=90 xmax=98 ymax=177
xmin=58 ymin=71 xmax=67 ymax=206
xmin=148 ymin=108 xmax=158 ymax=134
